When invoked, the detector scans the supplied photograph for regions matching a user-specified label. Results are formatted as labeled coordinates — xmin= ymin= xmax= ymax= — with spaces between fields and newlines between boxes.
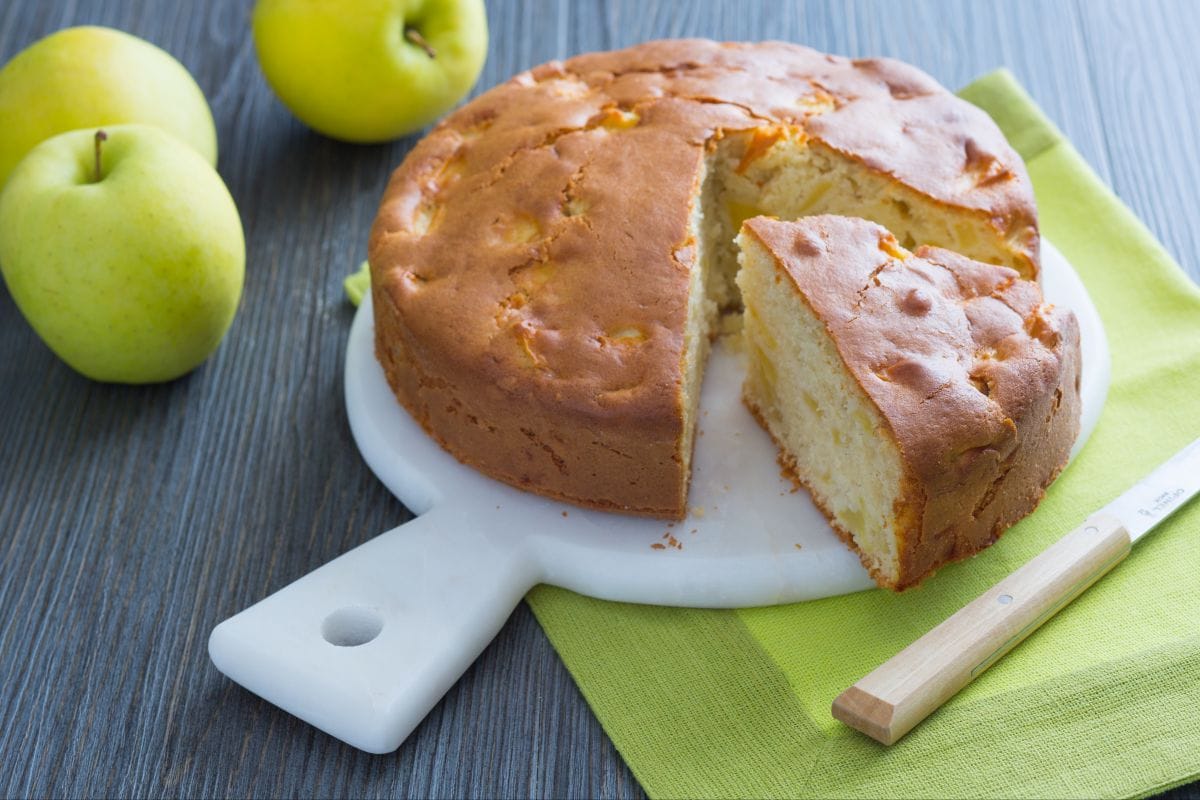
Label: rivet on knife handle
xmin=831 ymin=513 xmax=1131 ymax=746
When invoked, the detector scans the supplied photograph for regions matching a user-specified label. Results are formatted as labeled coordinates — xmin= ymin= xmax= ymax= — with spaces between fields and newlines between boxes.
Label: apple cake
xmin=737 ymin=216 xmax=1080 ymax=589
xmin=368 ymin=39 xmax=1066 ymax=552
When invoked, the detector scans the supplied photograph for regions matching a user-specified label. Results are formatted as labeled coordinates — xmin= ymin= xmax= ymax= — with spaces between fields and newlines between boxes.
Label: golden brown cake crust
xmin=743 ymin=215 xmax=1081 ymax=589
xmin=368 ymin=39 xmax=1039 ymax=519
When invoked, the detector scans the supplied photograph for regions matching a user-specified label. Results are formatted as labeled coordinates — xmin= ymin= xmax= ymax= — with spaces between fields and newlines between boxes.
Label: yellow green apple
xmin=252 ymin=0 xmax=488 ymax=142
xmin=0 ymin=26 xmax=217 ymax=188
xmin=0 ymin=125 xmax=244 ymax=384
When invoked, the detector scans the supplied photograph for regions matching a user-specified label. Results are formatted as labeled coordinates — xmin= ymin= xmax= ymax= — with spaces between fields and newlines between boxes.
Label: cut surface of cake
xmin=369 ymin=38 xmax=1043 ymax=519
xmin=737 ymin=215 xmax=1081 ymax=589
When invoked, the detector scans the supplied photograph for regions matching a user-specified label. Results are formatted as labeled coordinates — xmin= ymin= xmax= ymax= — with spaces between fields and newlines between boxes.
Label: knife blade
xmin=832 ymin=436 xmax=1200 ymax=746
xmin=1100 ymin=436 xmax=1200 ymax=540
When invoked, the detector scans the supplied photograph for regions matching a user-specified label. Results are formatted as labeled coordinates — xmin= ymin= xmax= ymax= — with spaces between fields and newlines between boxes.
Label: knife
xmin=832 ymin=436 xmax=1200 ymax=745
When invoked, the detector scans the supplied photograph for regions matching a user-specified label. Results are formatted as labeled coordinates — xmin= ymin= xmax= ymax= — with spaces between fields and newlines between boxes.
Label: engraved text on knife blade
xmin=1101 ymin=436 xmax=1200 ymax=541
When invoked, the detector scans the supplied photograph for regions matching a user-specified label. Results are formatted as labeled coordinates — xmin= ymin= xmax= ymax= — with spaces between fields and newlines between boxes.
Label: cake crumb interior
xmin=735 ymin=230 xmax=905 ymax=583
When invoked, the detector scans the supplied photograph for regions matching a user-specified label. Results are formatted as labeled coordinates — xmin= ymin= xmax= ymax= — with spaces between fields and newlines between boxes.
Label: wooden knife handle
xmin=832 ymin=513 xmax=1132 ymax=745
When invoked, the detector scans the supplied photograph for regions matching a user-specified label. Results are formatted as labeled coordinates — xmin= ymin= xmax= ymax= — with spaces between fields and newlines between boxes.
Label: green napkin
xmin=344 ymin=260 xmax=371 ymax=306
xmin=525 ymin=70 xmax=1200 ymax=799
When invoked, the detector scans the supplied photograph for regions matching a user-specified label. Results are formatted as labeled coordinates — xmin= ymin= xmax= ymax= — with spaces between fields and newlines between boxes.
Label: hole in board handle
xmin=322 ymin=606 xmax=384 ymax=647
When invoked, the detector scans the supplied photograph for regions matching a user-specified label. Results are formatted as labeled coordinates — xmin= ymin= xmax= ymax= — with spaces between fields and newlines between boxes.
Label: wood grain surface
xmin=1 ymin=1 xmax=1197 ymax=797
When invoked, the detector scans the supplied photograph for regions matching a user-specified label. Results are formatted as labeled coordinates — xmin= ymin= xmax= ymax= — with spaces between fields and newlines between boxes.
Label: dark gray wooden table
xmin=2 ymin=1 xmax=1197 ymax=797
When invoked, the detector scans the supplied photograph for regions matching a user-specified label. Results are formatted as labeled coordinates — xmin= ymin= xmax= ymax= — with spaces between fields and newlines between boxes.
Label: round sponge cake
xmin=368 ymin=39 xmax=1042 ymax=519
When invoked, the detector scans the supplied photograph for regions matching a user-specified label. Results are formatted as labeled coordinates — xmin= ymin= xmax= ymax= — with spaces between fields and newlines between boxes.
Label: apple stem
xmin=93 ymin=130 xmax=108 ymax=183
xmin=405 ymin=27 xmax=437 ymax=59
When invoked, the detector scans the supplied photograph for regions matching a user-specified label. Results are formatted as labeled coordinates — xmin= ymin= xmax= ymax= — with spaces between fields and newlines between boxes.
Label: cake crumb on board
xmin=652 ymin=532 xmax=684 ymax=551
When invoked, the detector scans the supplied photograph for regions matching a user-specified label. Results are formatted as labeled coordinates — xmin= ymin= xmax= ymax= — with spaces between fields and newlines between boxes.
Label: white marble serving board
xmin=209 ymin=238 xmax=1109 ymax=753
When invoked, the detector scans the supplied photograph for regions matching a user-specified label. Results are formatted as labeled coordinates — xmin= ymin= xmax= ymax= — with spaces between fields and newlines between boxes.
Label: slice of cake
xmin=737 ymin=215 xmax=1081 ymax=589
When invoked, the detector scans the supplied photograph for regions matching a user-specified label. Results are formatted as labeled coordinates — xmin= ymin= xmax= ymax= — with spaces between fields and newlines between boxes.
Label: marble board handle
xmin=209 ymin=509 xmax=536 ymax=753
